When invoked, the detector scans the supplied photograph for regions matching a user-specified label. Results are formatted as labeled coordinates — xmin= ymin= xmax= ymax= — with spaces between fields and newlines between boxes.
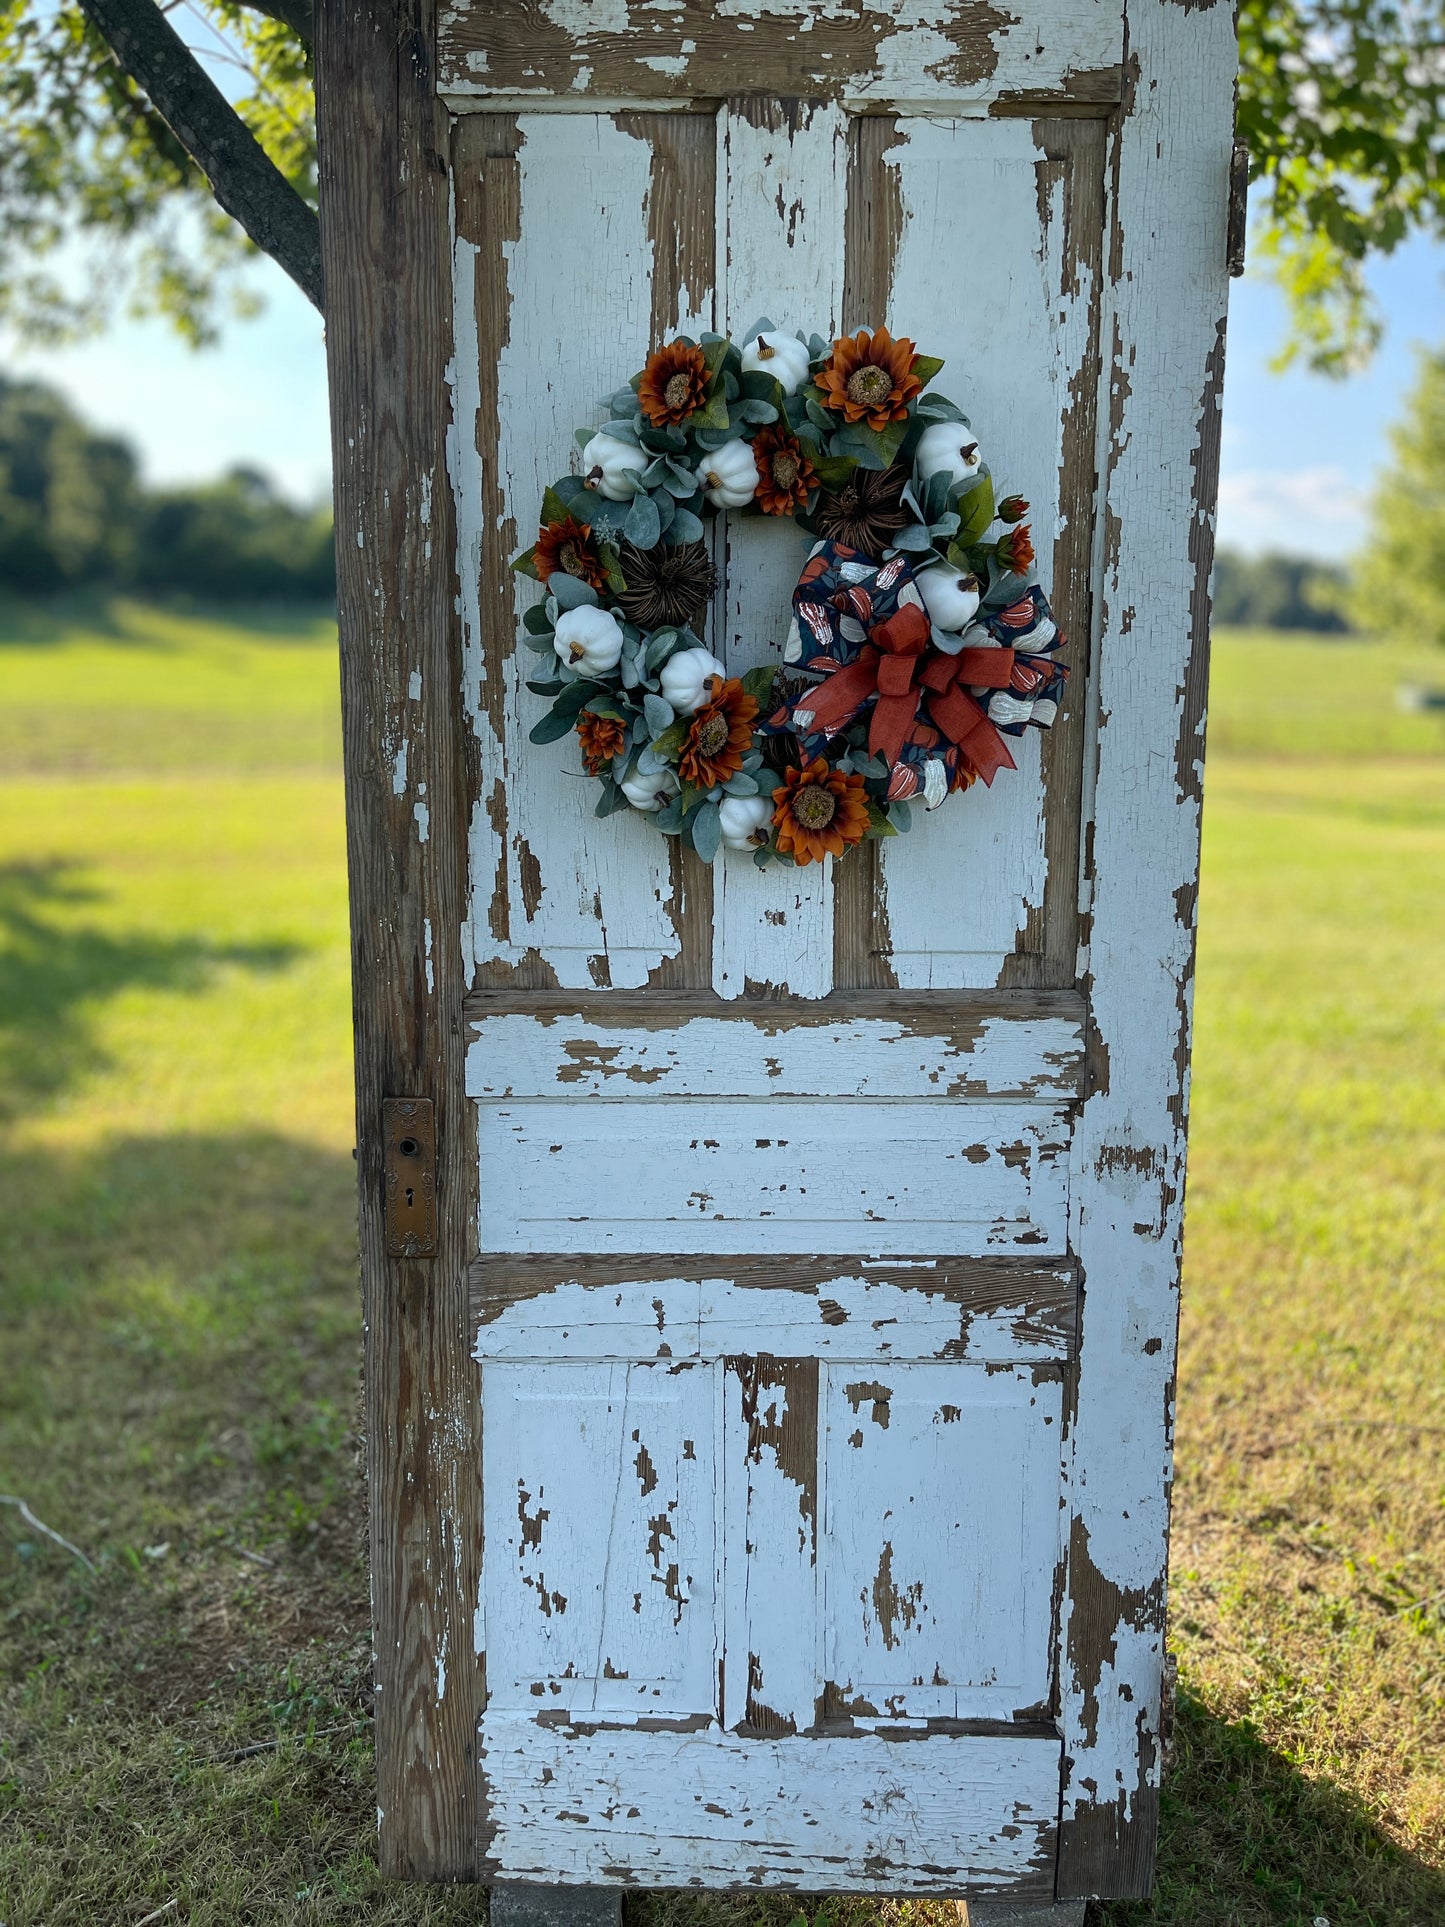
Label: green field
xmin=0 ymin=604 xmax=1441 ymax=1924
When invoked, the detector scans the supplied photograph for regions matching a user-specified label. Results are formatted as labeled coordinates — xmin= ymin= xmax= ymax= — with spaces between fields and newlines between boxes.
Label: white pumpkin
xmin=619 ymin=766 xmax=680 ymax=812
xmin=914 ymin=421 xmax=982 ymax=491
xmin=718 ymin=794 xmax=774 ymax=849
xmin=739 ymin=331 xmax=812 ymax=397
xmin=659 ymin=646 xmax=726 ymax=715
xmin=581 ymin=430 xmax=643 ymax=501
xmin=699 ymin=439 xmax=758 ymax=509
xmin=916 ymin=565 xmax=982 ymax=634
xmin=553 ymin=605 xmax=625 ymax=676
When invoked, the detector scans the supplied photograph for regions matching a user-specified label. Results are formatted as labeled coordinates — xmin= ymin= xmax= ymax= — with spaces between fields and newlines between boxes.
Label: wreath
xmin=514 ymin=323 xmax=1067 ymax=866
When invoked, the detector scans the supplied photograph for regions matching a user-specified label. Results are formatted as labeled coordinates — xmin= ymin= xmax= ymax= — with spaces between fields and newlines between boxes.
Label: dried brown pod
xmin=615 ymin=539 xmax=719 ymax=633
xmin=813 ymin=463 xmax=910 ymax=559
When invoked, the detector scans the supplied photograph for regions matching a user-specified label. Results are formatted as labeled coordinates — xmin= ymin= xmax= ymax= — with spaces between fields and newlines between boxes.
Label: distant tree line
xmin=0 ymin=372 xmax=334 ymax=600
xmin=1212 ymin=548 xmax=1351 ymax=633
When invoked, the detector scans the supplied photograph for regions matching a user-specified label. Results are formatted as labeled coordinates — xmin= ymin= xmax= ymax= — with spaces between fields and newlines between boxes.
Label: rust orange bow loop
xmin=926 ymin=678 xmax=1017 ymax=784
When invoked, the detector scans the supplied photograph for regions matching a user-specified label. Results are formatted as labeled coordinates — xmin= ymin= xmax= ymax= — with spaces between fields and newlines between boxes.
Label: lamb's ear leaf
xmin=911 ymin=353 xmax=945 ymax=387
xmin=642 ymin=692 xmax=675 ymax=737
xmin=737 ymin=316 xmax=776 ymax=345
xmin=690 ymin=801 xmax=723 ymax=863
xmin=624 ymin=490 xmax=661 ymax=550
xmin=550 ymin=574 xmax=599 ymax=612
xmin=667 ymin=508 xmax=705 ymax=546
xmin=915 ymin=391 xmax=965 ymax=424
xmin=595 ymin=779 xmax=630 ymax=817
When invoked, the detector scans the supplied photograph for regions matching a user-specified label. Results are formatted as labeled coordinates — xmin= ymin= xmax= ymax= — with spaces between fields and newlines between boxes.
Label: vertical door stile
xmin=713 ymin=99 xmax=848 ymax=1001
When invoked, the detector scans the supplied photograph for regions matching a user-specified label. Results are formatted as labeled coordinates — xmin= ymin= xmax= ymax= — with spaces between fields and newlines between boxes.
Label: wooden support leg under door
xmin=490 ymin=1887 xmax=622 ymax=1927
xmin=958 ymin=1903 xmax=1088 ymax=1926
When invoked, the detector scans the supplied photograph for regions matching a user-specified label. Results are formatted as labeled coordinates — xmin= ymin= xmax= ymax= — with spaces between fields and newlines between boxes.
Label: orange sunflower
xmin=752 ymin=425 xmax=818 ymax=516
xmin=996 ymin=523 xmax=1035 ymax=575
xmin=815 ymin=326 xmax=923 ymax=431
xmin=678 ymin=677 xmax=759 ymax=790
xmin=534 ymin=515 xmax=607 ymax=590
xmin=638 ymin=340 xmax=711 ymax=427
xmin=771 ymin=758 xmax=871 ymax=864
xmin=577 ymin=710 xmax=627 ymax=775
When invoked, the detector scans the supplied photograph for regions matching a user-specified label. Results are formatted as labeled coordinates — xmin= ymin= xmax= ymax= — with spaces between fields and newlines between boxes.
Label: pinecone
xmin=813 ymin=463 xmax=910 ymax=559
xmin=615 ymin=539 xmax=718 ymax=633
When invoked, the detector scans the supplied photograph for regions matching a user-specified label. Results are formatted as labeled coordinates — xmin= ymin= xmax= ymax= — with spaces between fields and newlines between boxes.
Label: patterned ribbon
xmin=787 ymin=545 xmax=1018 ymax=785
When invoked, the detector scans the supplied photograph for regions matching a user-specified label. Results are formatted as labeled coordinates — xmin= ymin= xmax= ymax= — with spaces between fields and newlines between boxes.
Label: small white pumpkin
xmin=914 ymin=421 xmax=982 ymax=491
xmin=739 ymin=331 xmax=812 ymax=397
xmin=620 ymin=766 xmax=680 ymax=812
xmin=581 ymin=430 xmax=643 ymax=502
xmin=553 ymin=605 xmax=625 ymax=676
xmin=718 ymin=794 xmax=774 ymax=849
xmin=699 ymin=439 xmax=758 ymax=510
xmin=659 ymin=646 xmax=726 ymax=714
xmin=916 ymin=565 xmax=982 ymax=633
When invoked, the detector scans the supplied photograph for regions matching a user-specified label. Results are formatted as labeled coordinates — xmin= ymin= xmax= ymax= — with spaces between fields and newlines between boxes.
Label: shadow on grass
xmin=0 ymin=861 xmax=302 ymax=1112
xmin=1096 ymin=1685 xmax=1445 ymax=1926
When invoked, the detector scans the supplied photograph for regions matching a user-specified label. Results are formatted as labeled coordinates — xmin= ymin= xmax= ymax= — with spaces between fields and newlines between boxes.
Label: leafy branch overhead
xmin=0 ymin=0 xmax=1440 ymax=367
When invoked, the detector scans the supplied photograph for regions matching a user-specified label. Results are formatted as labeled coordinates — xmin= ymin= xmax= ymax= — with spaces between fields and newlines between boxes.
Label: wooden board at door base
xmin=316 ymin=0 xmax=1236 ymax=1899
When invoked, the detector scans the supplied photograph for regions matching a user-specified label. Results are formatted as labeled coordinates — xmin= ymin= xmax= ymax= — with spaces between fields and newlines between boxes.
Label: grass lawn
xmin=0 ymin=604 xmax=1441 ymax=1924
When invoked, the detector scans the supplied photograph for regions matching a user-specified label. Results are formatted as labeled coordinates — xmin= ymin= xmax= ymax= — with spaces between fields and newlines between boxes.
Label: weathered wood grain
xmin=477 ymin=1100 xmax=1071 ymax=1255
xmin=466 ymin=1002 xmax=1085 ymax=1100
xmin=316 ymin=0 xmax=482 ymax=1880
xmin=476 ymin=1723 xmax=1061 ymax=1890
xmin=437 ymin=0 xmax=1125 ymax=112
xmin=1055 ymin=0 xmax=1236 ymax=1899
xmin=470 ymin=1254 xmax=1079 ymax=1363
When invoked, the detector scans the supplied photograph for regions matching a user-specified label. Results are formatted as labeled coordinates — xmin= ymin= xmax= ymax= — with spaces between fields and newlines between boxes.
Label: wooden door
xmin=317 ymin=0 xmax=1237 ymax=1903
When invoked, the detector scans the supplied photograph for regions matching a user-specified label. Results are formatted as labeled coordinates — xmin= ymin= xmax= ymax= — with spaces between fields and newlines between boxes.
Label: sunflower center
xmin=694 ymin=712 xmax=730 ymax=757
xmin=846 ymin=364 xmax=893 ymax=407
xmin=664 ymin=372 xmax=693 ymax=410
xmin=792 ymin=783 xmax=837 ymax=830
xmin=771 ymin=450 xmax=799 ymax=489
xmin=559 ymin=542 xmax=585 ymax=577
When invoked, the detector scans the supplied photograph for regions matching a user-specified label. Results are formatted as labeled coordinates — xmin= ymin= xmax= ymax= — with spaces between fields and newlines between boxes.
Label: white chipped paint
xmin=408 ymin=669 xmax=423 ymax=701
xmin=424 ymin=918 xmax=435 ymax=994
xmin=413 ymin=799 xmax=430 ymax=843
xmin=870 ymin=116 xmax=1088 ymax=987
xmin=822 ymin=1363 xmax=1064 ymax=1721
xmin=438 ymin=0 xmax=1124 ymax=110
xmin=392 ymin=742 xmax=409 ymax=795
xmin=477 ymin=1723 xmax=1058 ymax=1888
xmin=466 ymin=1008 xmax=1084 ymax=1100
xmin=481 ymin=1359 xmax=721 ymax=1716
xmin=1055 ymin=0 xmax=1236 ymax=1882
xmin=713 ymin=102 xmax=847 ymax=999
xmin=473 ymin=1263 xmax=1074 ymax=1366
xmin=477 ymin=1099 xmax=1069 ymax=1255
xmin=460 ymin=114 xmax=695 ymax=987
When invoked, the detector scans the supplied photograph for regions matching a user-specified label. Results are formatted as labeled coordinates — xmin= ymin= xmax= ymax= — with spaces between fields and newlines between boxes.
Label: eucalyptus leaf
xmin=734 ymin=398 xmax=779 ymax=425
xmin=549 ymin=573 xmax=599 ymax=612
xmin=522 ymin=630 xmax=556 ymax=654
xmin=722 ymin=771 xmax=760 ymax=796
xmin=609 ymin=387 xmax=639 ymax=415
xmin=653 ymin=488 xmax=676 ymax=536
xmin=619 ymin=653 xmax=642 ymax=690
xmin=737 ymin=315 xmax=776 ymax=344
xmin=654 ymin=796 xmax=686 ymax=834
xmin=893 ymin=524 xmax=934 ymax=551
xmin=644 ymin=628 xmax=681 ymax=671
xmin=915 ymin=392 xmax=966 ymax=424
xmin=603 ymin=419 xmax=643 ymax=445
xmin=667 ymin=507 xmax=705 ymax=546
xmin=528 ymin=706 xmax=580 ymax=746
xmin=889 ymin=800 xmax=912 ymax=833
xmin=595 ymin=780 xmax=630 ymax=818
xmin=522 ymin=603 xmax=555 ymax=636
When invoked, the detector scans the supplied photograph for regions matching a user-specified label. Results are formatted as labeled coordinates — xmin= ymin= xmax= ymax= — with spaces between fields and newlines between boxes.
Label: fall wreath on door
xmin=513 ymin=325 xmax=1067 ymax=867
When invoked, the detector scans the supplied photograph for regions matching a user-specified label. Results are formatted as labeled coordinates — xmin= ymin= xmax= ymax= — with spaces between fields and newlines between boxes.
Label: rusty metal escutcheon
xmin=382 ymin=1097 xmax=438 ymax=1258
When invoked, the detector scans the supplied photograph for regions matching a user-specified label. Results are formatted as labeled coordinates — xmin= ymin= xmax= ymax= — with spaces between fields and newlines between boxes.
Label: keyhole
xmin=398 ymin=1136 xmax=419 ymax=1158
xmin=405 ymin=1185 xmax=415 ymax=1209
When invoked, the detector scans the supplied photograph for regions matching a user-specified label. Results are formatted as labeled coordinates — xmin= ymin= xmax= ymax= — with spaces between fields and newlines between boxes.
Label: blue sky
xmin=3 ymin=227 xmax=1441 ymax=558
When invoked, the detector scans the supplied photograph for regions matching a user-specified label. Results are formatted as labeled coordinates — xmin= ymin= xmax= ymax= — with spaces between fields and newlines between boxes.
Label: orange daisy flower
xmin=752 ymin=425 xmax=818 ymax=516
xmin=534 ymin=515 xmax=607 ymax=590
xmin=771 ymin=757 xmax=871 ymax=864
xmin=677 ymin=677 xmax=759 ymax=790
xmin=638 ymin=340 xmax=711 ymax=427
xmin=996 ymin=524 xmax=1035 ymax=575
xmin=815 ymin=327 xmax=923 ymax=431
xmin=577 ymin=710 xmax=627 ymax=775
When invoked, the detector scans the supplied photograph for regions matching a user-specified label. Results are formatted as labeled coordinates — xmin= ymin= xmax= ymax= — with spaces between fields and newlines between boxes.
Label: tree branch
xmin=76 ymin=0 xmax=323 ymax=312
xmin=237 ymin=0 xmax=314 ymax=46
